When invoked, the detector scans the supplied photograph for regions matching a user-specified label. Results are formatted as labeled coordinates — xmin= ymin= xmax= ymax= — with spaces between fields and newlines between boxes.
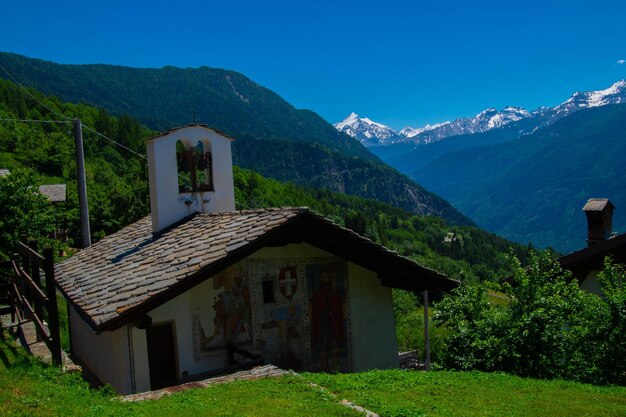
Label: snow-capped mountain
xmin=334 ymin=112 xmax=404 ymax=146
xmin=336 ymin=107 xmax=532 ymax=146
xmin=336 ymin=80 xmax=626 ymax=147
xmin=406 ymin=106 xmax=532 ymax=145
xmin=399 ymin=122 xmax=448 ymax=138
xmin=553 ymin=80 xmax=626 ymax=116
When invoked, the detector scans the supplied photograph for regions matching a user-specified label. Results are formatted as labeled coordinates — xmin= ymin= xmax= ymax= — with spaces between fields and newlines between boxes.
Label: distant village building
xmin=38 ymin=184 xmax=67 ymax=204
xmin=443 ymin=232 xmax=459 ymax=244
xmin=1 ymin=169 xmax=67 ymax=204
xmin=55 ymin=125 xmax=457 ymax=394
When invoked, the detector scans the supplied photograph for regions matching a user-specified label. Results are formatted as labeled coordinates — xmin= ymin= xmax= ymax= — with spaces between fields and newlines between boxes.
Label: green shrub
xmin=596 ymin=259 xmax=626 ymax=385
xmin=435 ymin=251 xmax=626 ymax=385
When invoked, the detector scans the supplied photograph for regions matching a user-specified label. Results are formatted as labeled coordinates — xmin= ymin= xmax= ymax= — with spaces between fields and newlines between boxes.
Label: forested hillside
xmin=0 ymin=52 xmax=472 ymax=225
xmin=0 ymin=78 xmax=528 ymax=280
xmin=0 ymin=53 xmax=368 ymax=159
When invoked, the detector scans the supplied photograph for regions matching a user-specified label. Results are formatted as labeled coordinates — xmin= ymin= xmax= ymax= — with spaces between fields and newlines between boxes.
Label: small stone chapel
xmin=55 ymin=125 xmax=457 ymax=394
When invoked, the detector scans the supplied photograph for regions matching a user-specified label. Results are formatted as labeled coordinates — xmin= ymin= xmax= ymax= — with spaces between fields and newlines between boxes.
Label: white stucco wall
xmin=69 ymin=306 xmax=132 ymax=394
xmin=147 ymin=126 xmax=235 ymax=233
xmin=129 ymin=326 xmax=150 ymax=393
xmin=348 ymin=262 xmax=398 ymax=371
xmin=132 ymin=283 xmax=239 ymax=392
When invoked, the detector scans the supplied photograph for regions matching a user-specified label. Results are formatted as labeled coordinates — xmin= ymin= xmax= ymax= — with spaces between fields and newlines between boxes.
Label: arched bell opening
xmin=176 ymin=139 xmax=214 ymax=193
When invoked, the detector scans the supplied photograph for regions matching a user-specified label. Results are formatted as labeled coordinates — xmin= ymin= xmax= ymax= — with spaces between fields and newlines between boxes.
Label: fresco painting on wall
xmin=194 ymin=264 xmax=253 ymax=357
xmin=254 ymin=261 xmax=306 ymax=370
xmin=192 ymin=258 xmax=350 ymax=370
xmin=306 ymin=261 xmax=350 ymax=372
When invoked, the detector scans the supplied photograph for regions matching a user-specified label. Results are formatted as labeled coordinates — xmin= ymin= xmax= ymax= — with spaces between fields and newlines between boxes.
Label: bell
xmin=178 ymin=149 xmax=194 ymax=172
xmin=179 ymin=156 xmax=191 ymax=172
xmin=197 ymin=153 xmax=208 ymax=170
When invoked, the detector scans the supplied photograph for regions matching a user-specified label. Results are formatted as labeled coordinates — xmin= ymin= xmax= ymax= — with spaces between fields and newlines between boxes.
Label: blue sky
xmin=2 ymin=0 xmax=626 ymax=129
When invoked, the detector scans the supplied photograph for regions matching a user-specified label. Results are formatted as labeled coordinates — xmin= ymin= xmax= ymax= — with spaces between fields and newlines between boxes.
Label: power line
xmin=0 ymin=117 xmax=72 ymax=124
xmin=0 ymin=64 xmax=148 ymax=160
xmin=0 ymin=63 xmax=153 ymax=164
xmin=235 ymin=200 xmax=255 ymax=210
xmin=0 ymin=115 xmax=147 ymax=161
xmin=0 ymin=63 xmax=239 ymax=197
xmin=81 ymin=124 xmax=147 ymax=160
xmin=0 ymin=63 xmax=73 ymax=121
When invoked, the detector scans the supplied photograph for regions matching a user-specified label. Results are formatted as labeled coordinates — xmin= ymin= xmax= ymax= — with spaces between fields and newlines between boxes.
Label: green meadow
xmin=1 ymin=332 xmax=624 ymax=417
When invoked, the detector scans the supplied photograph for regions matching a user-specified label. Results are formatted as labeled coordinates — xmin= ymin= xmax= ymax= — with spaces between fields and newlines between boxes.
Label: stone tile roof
xmin=558 ymin=231 xmax=626 ymax=282
xmin=56 ymin=208 xmax=303 ymax=329
xmin=38 ymin=184 xmax=67 ymax=203
xmin=582 ymin=198 xmax=614 ymax=212
xmin=56 ymin=207 xmax=456 ymax=331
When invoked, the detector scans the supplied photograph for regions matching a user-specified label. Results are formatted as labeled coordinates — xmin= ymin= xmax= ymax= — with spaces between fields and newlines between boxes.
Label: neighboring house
xmin=39 ymin=184 xmax=68 ymax=242
xmin=55 ymin=125 xmax=457 ymax=395
xmin=38 ymin=184 xmax=67 ymax=204
xmin=1 ymin=170 xmax=67 ymax=241
xmin=0 ymin=169 xmax=66 ymax=204
xmin=559 ymin=198 xmax=626 ymax=295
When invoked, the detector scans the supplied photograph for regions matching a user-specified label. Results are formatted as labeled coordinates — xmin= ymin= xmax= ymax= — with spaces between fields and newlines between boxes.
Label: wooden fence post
xmin=43 ymin=247 xmax=62 ymax=366
xmin=19 ymin=235 xmax=29 ymax=313
xmin=10 ymin=253 xmax=18 ymax=324
xmin=28 ymin=239 xmax=43 ymax=342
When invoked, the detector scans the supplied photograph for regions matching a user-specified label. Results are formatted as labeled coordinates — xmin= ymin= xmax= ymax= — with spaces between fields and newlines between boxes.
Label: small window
xmin=262 ymin=280 xmax=275 ymax=304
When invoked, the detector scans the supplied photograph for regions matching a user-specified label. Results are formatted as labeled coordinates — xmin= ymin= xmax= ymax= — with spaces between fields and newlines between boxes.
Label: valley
xmin=337 ymin=81 xmax=626 ymax=253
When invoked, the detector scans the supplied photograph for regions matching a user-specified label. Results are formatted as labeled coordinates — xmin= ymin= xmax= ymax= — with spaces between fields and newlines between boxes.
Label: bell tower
xmin=147 ymin=124 xmax=235 ymax=234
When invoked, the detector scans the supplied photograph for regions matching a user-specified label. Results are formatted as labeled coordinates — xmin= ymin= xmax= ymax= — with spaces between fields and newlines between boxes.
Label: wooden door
xmin=147 ymin=322 xmax=178 ymax=390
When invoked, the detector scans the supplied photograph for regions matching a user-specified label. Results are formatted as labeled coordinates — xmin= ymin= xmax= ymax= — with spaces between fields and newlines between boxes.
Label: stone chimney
xmin=146 ymin=125 xmax=235 ymax=234
xmin=582 ymin=198 xmax=615 ymax=246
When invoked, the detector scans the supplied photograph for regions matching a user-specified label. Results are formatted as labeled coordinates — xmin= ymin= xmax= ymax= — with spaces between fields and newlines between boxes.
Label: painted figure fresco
xmin=307 ymin=262 xmax=349 ymax=372
xmin=199 ymin=265 xmax=253 ymax=351
xmin=194 ymin=258 xmax=350 ymax=371
xmin=272 ymin=304 xmax=303 ymax=369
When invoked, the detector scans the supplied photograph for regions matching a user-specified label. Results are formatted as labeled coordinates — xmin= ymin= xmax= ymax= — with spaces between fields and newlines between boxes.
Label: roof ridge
xmin=147 ymin=124 xmax=235 ymax=141
xmin=198 ymin=206 xmax=311 ymax=216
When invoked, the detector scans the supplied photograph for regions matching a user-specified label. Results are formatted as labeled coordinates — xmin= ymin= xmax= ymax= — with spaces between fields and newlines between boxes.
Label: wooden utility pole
xmin=423 ymin=290 xmax=430 ymax=371
xmin=73 ymin=119 xmax=91 ymax=248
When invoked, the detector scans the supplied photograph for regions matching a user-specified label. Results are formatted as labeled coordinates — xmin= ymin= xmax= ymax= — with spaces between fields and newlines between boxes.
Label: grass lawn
xmin=306 ymin=369 xmax=626 ymax=417
xmin=1 ymin=331 xmax=625 ymax=416
xmin=0 ymin=331 xmax=360 ymax=417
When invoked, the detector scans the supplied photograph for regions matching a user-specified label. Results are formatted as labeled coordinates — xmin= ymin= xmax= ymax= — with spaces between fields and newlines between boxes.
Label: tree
xmin=0 ymin=169 xmax=60 ymax=261
xmin=434 ymin=281 xmax=508 ymax=371
xmin=501 ymin=251 xmax=604 ymax=381
xmin=435 ymin=250 xmax=623 ymax=385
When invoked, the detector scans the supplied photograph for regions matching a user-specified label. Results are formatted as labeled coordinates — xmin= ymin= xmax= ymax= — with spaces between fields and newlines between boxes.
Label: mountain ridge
xmin=337 ymin=80 xmax=626 ymax=147
xmin=0 ymin=52 xmax=473 ymax=226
